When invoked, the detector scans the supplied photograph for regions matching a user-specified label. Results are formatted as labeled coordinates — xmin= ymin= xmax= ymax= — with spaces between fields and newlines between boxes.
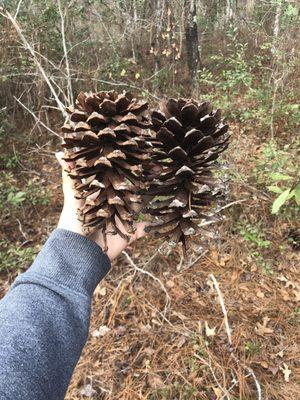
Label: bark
xmin=184 ymin=0 xmax=201 ymax=94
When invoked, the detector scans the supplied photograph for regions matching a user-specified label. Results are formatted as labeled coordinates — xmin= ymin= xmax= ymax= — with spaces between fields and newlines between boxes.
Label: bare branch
xmin=14 ymin=96 xmax=61 ymax=139
xmin=57 ymin=0 xmax=73 ymax=105
xmin=1 ymin=8 xmax=66 ymax=116
xmin=14 ymin=0 xmax=23 ymax=18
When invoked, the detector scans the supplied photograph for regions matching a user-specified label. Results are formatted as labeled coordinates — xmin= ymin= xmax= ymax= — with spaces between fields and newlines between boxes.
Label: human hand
xmin=56 ymin=152 xmax=147 ymax=261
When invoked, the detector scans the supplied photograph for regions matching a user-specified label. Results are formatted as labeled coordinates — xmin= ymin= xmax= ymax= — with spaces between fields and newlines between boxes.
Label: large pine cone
xmin=145 ymin=98 xmax=230 ymax=252
xmin=62 ymin=90 xmax=151 ymax=247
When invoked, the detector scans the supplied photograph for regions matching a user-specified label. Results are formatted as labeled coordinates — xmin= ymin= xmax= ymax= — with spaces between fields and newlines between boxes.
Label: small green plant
xmin=254 ymin=139 xmax=300 ymax=215
xmin=0 ymin=240 xmax=36 ymax=273
xmin=0 ymin=150 xmax=21 ymax=169
xmin=245 ymin=341 xmax=261 ymax=356
xmin=239 ymin=223 xmax=274 ymax=274
xmin=239 ymin=223 xmax=272 ymax=249
xmin=7 ymin=191 xmax=27 ymax=207
xmin=0 ymin=172 xmax=51 ymax=212
xmin=268 ymin=180 xmax=300 ymax=214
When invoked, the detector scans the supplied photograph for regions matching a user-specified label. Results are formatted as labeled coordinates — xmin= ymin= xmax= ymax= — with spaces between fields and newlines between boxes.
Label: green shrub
xmin=254 ymin=140 xmax=300 ymax=215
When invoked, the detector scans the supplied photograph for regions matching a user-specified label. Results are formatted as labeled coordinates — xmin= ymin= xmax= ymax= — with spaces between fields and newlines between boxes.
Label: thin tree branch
xmin=57 ymin=0 xmax=73 ymax=105
xmin=1 ymin=8 xmax=66 ymax=116
xmin=14 ymin=96 xmax=61 ymax=139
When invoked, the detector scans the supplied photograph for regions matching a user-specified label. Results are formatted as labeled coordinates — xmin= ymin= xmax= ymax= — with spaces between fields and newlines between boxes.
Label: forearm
xmin=0 ymin=229 xmax=110 ymax=400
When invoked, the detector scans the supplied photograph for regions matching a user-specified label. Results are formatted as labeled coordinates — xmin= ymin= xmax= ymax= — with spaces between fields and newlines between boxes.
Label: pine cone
xmin=61 ymin=90 xmax=151 ymax=248
xmin=145 ymin=98 xmax=230 ymax=252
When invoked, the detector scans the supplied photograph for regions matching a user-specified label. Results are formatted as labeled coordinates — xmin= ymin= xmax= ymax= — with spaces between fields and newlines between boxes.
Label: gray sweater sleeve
xmin=0 ymin=228 xmax=111 ymax=400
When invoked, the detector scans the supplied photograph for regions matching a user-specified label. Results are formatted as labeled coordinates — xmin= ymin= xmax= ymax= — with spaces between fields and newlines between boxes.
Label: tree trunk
xmin=184 ymin=0 xmax=201 ymax=95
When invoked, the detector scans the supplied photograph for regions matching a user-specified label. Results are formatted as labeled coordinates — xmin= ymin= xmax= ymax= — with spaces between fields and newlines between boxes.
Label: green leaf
xmin=269 ymin=172 xmax=293 ymax=182
xmin=294 ymin=183 xmax=300 ymax=206
xmin=7 ymin=191 xmax=26 ymax=206
xmin=267 ymin=185 xmax=283 ymax=194
xmin=271 ymin=189 xmax=293 ymax=214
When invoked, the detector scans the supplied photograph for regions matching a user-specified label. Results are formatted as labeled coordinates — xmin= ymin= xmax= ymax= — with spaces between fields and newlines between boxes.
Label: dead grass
xmin=0 ymin=122 xmax=299 ymax=399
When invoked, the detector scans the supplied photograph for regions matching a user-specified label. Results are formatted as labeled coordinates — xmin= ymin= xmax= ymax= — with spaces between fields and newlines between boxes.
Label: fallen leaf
xmin=255 ymin=316 xmax=274 ymax=337
xmin=269 ymin=366 xmax=279 ymax=376
xmin=260 ymin=361 xmax=269 ymax=369
xmin=220 ymin=254 xmax=231 ymax=266
xmin=92 ymin=325 xmax=111 ymax=338
xmin=147 ymin=374 xmax=165 ymax=389
xmin=98 ymin=286 xmax=106 ymax=296
xmin=256 ymin=290 xmax=265 ymax=298
xmin=280 ymin=363 xmax=292 ymax=382
xmin=166 ymin=280 xmax=175 ymax=288
xmin=80 ymin=384 xmax=97 ymax=397
xmin=213 ymin=387 xmax=222 ymax=398
xmin=277 ymin=350 xmax=284 ymax=358
xmin=205 ymin=321 xmax=216 ymax=337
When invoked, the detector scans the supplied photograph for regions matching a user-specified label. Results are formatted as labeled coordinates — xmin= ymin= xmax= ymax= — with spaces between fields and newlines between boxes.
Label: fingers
xmin=55 ymin=151 xmax=74 ymax=171
xmin=130 ymin=222 xmax=148 ymax=242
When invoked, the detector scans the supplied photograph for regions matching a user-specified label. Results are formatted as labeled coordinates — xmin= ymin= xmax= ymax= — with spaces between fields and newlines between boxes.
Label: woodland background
xmin=0 ymin=1 xmax=299 ymax=399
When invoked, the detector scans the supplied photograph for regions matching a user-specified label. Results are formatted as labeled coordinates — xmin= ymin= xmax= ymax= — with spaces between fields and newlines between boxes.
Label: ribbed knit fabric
xmin=0 ymin=229 xmax=111 ymax=400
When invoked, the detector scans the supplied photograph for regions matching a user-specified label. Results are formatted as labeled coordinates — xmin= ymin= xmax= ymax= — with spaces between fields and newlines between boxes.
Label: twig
xmin=122 ymin=250 xmax=170 ymax=314
xmin=12 ymin=144 xmax=41 ymax=176
xmin=14 ymin=96 xmax=61 ymax=139
xmin=209 ymin=273 xmax=232 ymax=346
xmin=14 ymin=0 xmax=23 ymax=18
xmin=216 ymin=199 xmax=248 ymax=212
xmin=16 ymin=218 xmax=27 ymax=240
xmin=209 ymin=273 xmax=263 ymax=400
xmin=57 ymin=0 xmax=73 ymax=105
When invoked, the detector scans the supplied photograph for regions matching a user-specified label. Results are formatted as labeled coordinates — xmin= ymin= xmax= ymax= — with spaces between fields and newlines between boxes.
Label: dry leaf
xmin=256 ymin=290 xmax=265 ymax=298
xmin=98 ymin=286 xmax=107 ymax=296
xmin=255 ymin=316 xmax=274 ymax=336
xmin=219 ymin=254 xmax=230 ymax=267
xmin=277 ymin=350 xmax=284 ymax=358
xmin=80 ymin=384 xmax=97 ymax=397
xmin=166 ymin=280 xmax=175 ymax=288
xmin=260 ymin=361 xmax=269 ymax=369
xmin=212 ymin=387 xmax=223 ymax=399
xmin=205 ymin=321 xmax=216 ymax=337
xmin=147 ymin=374 xmax=165 ymax=389
xmin=280 ymin=363 xmax=292 ymax=382
xmin=92 ymin=325 xmax=111 ymax=338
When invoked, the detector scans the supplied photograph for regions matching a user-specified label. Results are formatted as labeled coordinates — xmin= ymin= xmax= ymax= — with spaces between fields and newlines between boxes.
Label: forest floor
xmin=0 ymin=120 xmax=299 ymax=400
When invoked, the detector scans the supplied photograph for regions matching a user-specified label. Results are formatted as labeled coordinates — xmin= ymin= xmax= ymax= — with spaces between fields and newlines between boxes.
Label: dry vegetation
xmin=0 ymin=1 xmax=299 ymax=399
